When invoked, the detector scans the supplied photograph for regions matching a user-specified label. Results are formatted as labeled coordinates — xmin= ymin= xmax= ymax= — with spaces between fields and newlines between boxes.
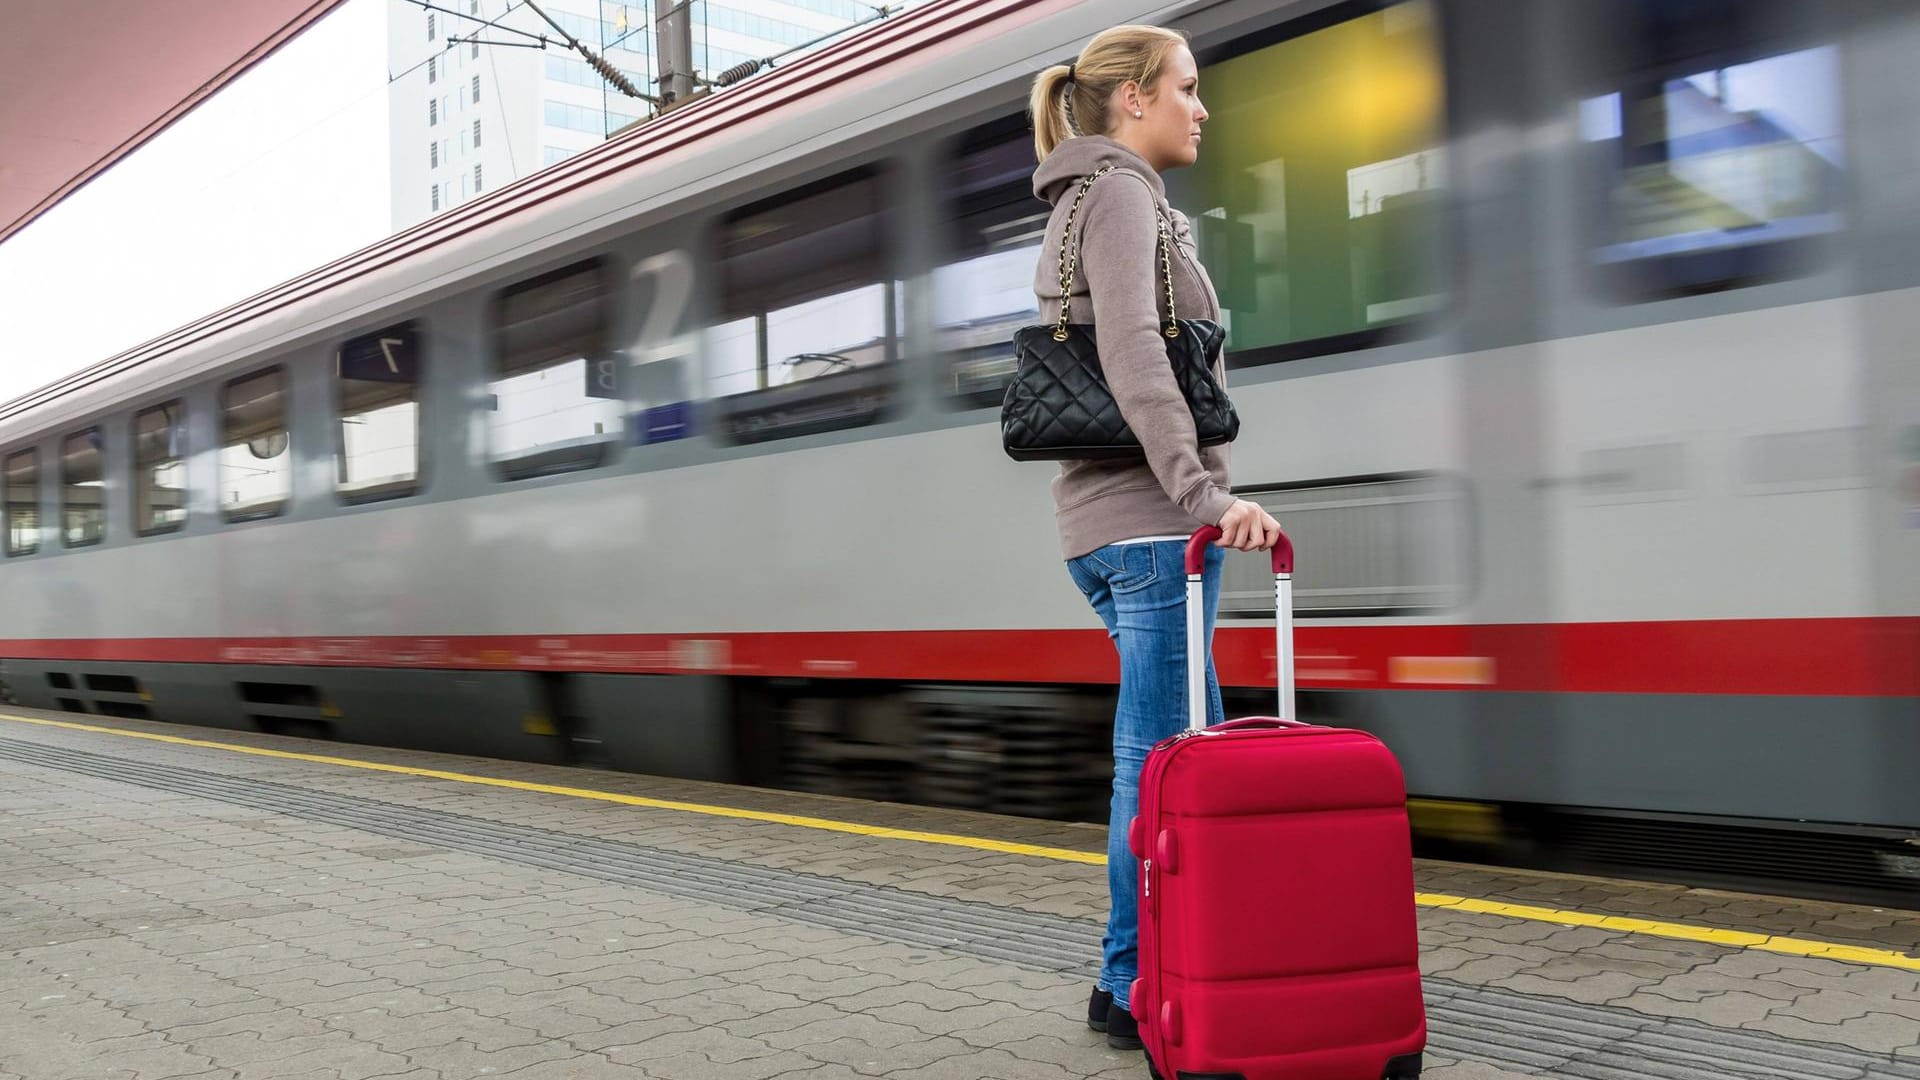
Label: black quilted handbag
xmin=1001 ymin=166 xmax=1238 ymax=462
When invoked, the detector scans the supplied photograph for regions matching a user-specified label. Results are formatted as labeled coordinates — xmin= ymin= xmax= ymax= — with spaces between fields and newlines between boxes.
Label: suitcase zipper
xmin=1135 ymin=728 xmax=1218 ymax=1038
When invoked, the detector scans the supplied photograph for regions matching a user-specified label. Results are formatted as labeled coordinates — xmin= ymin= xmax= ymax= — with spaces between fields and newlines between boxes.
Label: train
xmin=2 ymin=0 xmax=1917 ymax=904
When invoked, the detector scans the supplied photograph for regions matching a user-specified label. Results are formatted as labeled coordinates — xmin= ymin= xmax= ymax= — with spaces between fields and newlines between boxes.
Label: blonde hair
xmin=1030 ymin=25 xmax=1190 ymax=162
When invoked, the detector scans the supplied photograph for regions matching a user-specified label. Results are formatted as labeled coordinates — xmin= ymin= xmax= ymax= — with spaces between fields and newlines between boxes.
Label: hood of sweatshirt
xmin=1032 ymin=135 xmax=1167 ymax=207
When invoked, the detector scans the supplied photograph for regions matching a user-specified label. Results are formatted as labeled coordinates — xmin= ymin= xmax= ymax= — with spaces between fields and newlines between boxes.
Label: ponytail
xmin=1029 ymin=64 xmax=1076 ymax=162
xmin=1030 ymin=24 xmax=1189 ymax=163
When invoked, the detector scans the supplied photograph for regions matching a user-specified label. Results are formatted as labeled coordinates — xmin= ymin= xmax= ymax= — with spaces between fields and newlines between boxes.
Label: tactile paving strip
xmin=6 ymin=735 xmax=1918 ymax=1080
xmin=0 ymin=736 xmax=1101 ymax=972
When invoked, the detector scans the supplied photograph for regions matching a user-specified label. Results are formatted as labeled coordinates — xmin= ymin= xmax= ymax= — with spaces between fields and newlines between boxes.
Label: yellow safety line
xmin=0 ymin=713 xmax=1104 ymax=865
xmin=1416 ymin=893 xmax=1920 ymax=972
xmin=6 ymin=711 xmax=1919 ymax=975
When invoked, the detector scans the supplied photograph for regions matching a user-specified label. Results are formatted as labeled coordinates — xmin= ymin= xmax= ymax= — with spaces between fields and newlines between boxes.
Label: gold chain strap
xmin=1158 ymin=216 xmax=1178 ymax=338
xmin=1052 ymin=167 xmax=1105 ymax=341
xmin=1054 ymin=165 xmax=1182 ymax=342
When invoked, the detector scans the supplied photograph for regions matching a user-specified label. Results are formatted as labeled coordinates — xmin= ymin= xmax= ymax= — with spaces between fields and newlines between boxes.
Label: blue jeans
xmin=1067 ymin=538 xmax=1225 ymax=1012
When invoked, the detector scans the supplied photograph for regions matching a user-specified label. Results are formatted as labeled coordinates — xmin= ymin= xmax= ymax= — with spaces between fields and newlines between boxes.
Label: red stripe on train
xmin=1 ymin=619 xmax=1915 ymax=696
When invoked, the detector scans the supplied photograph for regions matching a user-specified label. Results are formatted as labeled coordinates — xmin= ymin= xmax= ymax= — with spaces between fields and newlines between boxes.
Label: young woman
xmin=1026 ymin=24 xmax=1283 ymax=1052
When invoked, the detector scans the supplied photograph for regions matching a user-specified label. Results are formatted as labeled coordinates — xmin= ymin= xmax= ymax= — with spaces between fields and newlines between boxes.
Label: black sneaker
xmin=1087 ymin=986 xmax=1111 ymax=1032
xmin=1105 ymin=1003 xmax=1143 ymax=1051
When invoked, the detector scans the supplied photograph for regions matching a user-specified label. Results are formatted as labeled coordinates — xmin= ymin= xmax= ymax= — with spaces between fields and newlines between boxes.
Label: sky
xmin=0 ymin=0 xmax=391 ymax=405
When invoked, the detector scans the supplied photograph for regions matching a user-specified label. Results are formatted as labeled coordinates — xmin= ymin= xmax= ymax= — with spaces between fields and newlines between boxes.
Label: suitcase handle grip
xmin=1185 ymin=524 xmax=1294 ymax=575
xmin=1212 ymin=717 xmax=1311 ymax=732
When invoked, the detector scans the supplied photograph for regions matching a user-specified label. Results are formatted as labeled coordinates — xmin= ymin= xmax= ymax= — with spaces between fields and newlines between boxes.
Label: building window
xmin=543 ymin=100 xmax=640 ymax=135
xmin=427 ymin=12 xmax=435 ymax=39
xmin=430 ymin=141 xmax=439 ymax=168
xmin=61 ymin=428 xmax=104 ymax=547
xmin=472 ymin=75 xmax=481 ymax=103
xmin=221 ymin=368 xmax=291 ymax=521
xmin=134 ymin=403 xmax=188 ymax=535
xmin=429 ymin=99 xmax=438 ymax=126
xmin=335 ymin=322 xmax=423 ymax=502
xmin=473 ymin=118 xmax=482 ymax=147
xmin=488 ymin=260 xmax=618 ymax=479
xmin=470 ymin=0 xmax=479 ymax=12
xmin=3 ymin=448 xmax=38 ymax=556
xmin=428 ymin=56 xmax=437 ymax=83
xmin=471 ymin=40 xmax=480 ymax=59
xmin=431 ymin=184 xmax=440 ymax=211
xmin=474 ymin=163 xmax=483 ymax=192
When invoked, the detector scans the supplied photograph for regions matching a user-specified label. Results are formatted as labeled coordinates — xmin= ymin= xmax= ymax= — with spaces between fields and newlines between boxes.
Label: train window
xmin=1575 ymin=0 xmax=1841 ymax=296
xmin=335 ymin=321 xmax=423 ymax=502
xmin=220 ymin=367 xmax=292 ymax=522
xmin=488 ymin=259 xmax=619 ymax=479
xmin=61 ymin=428 xmax=104 ymax=548
xmin=134 ymin=402 xmax=187 ymax=535
xmin=1171 ymin=0 xmax=1446 ymax=365
xmin=934 ymin=119 xmax=1046 ymax=407
xmin=3 ymin=449 xmax=38 ymax=557
xmin=1221 ymin=474 xmax=1470 ymax=618
xmin=706 ymin=166 xmax=899 ymax=444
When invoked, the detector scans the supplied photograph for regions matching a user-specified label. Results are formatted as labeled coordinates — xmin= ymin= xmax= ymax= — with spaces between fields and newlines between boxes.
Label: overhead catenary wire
xmin=598 ymin=1 xmax=905 ymax=91
xmin=710 ymin=4 xmax=902 ymax=88
xmin=390 ymin=0 xmax=534 ymax=86
xmin=519 ymin=0 xmax=656 ymax=102
xmin=403 ymin=0 xmax=546 ymax=48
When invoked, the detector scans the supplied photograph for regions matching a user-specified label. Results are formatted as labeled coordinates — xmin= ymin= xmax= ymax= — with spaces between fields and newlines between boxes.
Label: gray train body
xmin=2 ymin=0 xmax=1916 ymax=896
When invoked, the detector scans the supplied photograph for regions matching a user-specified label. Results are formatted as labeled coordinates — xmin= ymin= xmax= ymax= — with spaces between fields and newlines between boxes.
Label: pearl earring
xmin=1133 ymin=110 xmax=1143 ymax=119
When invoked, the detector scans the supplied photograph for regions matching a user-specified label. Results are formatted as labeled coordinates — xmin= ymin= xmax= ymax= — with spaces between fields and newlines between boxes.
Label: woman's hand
xmin=1216 ymin=499 xmax=1282 ymax=552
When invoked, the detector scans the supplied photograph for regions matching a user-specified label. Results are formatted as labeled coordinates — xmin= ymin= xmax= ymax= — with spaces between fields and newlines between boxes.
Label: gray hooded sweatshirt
xmin=1031 ymin=135 xmax=1234 ymax=560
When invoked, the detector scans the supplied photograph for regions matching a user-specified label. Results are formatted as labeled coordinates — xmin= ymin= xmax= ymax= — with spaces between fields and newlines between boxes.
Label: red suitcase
xmin=1127 ymin=526 xmax=1427 ymax=1080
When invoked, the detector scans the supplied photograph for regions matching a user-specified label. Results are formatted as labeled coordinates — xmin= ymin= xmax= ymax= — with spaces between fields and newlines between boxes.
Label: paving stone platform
xmin=3 ymin=708 xmax=1918 ymax=1080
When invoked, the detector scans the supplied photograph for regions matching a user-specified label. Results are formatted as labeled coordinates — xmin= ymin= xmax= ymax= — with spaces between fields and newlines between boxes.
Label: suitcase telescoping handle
xmin=1184 ymin=524 xmax=1296 ymax=733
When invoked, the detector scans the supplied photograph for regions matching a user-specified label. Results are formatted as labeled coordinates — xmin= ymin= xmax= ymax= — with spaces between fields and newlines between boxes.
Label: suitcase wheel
xmin=1384 ymin=1052 xmax=1424 ymax=1079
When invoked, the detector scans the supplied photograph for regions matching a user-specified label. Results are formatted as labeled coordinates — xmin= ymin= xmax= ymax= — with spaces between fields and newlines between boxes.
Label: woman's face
xmin=1118 ymin=45 xmax=1208 ymax=171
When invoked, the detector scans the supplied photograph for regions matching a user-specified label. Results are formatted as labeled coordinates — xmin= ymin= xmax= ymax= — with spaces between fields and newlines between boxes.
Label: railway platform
xmin=3 ymin=705 xmax=1919 ymax=1080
